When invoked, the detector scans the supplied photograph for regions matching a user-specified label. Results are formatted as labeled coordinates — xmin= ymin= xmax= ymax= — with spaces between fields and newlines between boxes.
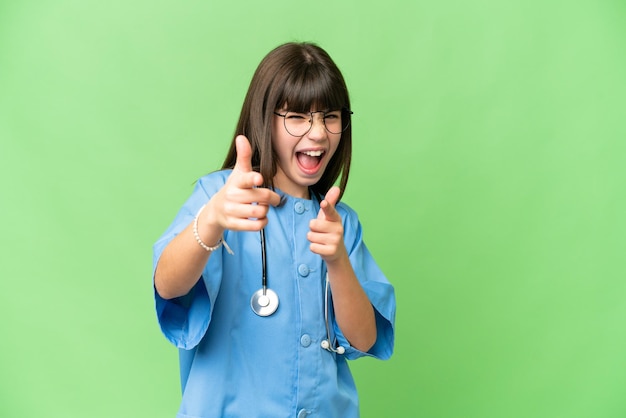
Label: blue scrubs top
xmin=153 ymin=170 xmax=396 ymax=418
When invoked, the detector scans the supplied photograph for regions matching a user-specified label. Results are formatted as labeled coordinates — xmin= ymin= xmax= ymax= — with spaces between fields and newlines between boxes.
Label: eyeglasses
xmin=274 ymin=109 xmax=353 ymax=137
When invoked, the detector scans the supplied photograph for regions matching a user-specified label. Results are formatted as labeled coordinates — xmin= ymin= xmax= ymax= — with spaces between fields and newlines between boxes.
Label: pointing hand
xmin=203 ymin=135 xmax=281 ymax=232
xmin=308 ymin=186 xmax=347 ymax=262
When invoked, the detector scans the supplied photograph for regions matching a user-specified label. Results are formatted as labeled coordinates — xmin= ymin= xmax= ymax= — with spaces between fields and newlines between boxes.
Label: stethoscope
xmin=249 ymin=228 xmax=280 ymax=316
xmin=249 ymin=196 xmax=345 ymax=354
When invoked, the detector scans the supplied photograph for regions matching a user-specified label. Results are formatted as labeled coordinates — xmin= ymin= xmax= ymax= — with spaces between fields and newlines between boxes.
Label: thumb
xmin=234 ymin=135 xmax=253 ymax=173
xmin=318 ymin=186 xmax=342 ymax=221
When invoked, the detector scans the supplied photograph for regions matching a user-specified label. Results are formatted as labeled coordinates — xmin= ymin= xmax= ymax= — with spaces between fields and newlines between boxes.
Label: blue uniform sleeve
xmin=152 ymin=171 xmax=230 ymax=350
xmin=333 ymin=203 xmax=396 ymax=361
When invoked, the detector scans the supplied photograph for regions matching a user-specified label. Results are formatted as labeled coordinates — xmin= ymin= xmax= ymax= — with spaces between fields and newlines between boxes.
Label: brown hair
xmin=221 ymin=42 xmax=352 ymax=199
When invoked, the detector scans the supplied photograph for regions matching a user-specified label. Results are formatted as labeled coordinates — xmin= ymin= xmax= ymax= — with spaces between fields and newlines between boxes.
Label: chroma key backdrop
xmin=1 ymin=1 xmax=625 ymax=417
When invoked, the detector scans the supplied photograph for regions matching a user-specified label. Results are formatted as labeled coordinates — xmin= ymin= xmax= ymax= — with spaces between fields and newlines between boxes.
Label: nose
xmin=307 ymin=112 xmax=328 ymax=140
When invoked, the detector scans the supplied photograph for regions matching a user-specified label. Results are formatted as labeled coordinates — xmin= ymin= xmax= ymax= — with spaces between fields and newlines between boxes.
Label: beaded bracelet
xmin=193 ymin=205 xmax=234 ymax=254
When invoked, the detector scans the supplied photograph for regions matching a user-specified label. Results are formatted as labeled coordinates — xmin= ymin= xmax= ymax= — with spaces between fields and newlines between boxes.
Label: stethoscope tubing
xmin=260 ymin=228 xmax=268 ymax=293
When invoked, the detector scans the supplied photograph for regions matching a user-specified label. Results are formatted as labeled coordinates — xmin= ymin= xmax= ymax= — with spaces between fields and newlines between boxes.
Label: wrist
xmin=193 ymin=204 xmax=232 ymax=254
xmin=324 ymin=245 xmax=350 ymax=267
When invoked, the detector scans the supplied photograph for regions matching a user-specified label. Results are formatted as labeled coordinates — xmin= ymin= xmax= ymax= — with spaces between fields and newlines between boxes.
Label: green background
xmin=1 ymin=1 xmax=625 ymax=417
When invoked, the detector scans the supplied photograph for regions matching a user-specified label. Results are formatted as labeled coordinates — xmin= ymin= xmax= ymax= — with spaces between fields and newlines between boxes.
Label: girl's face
xmin=271 ymin=108 xmax=342 ymax=199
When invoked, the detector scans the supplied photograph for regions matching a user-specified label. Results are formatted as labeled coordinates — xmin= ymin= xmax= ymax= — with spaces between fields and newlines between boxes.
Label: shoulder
xmin=335 ymin=200 xmax=361 ymax=234
xmin=335 ymin=200 xmax=358 ymax=220
xmin=194 ymin=170 xmax=232 ymax=196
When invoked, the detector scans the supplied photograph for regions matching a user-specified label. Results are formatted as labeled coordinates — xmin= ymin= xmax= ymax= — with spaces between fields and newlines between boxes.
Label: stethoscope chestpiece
xmin=250 ymin=288 xmax=279 ymax=317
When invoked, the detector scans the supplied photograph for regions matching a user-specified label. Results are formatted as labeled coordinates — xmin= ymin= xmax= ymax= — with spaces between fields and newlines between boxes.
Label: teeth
xmin=302 ymin=150 xmax=323 ymax=157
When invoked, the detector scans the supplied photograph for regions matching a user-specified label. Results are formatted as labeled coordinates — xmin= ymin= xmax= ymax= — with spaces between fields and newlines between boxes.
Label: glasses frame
xmin=273 ymin=108 xmax=353 ymax=137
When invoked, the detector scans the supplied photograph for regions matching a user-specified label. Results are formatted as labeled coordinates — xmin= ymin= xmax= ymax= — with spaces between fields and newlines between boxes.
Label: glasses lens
xmin=283 ymin=112 xmax=310 ymax=137
xmin=323 ymin=110 xmax=347 ymax=134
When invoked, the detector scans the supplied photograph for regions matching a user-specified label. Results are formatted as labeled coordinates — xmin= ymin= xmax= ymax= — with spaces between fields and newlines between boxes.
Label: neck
xmin=273 ymin=171 xmax=310 ymax=199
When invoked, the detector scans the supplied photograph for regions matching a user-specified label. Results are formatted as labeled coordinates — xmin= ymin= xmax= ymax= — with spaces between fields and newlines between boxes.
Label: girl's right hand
xmin=202 ymin=135 xmax=281 ymax=232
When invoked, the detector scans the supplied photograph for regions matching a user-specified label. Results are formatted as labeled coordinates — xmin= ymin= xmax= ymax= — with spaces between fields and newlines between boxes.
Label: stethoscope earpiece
xmin=321 ymin=339 xmax=345 ymax=354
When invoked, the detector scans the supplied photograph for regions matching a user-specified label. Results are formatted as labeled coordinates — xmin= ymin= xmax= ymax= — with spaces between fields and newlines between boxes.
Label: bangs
xmin=277 ymin=64 xmax=348 ymax=112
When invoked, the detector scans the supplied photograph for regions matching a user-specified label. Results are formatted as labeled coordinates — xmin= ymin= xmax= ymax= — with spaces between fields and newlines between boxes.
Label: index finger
xmin=257 ymin=188 xmax=282 ymax=207
xmin=318 ymin=186 xmax=342 ymax=221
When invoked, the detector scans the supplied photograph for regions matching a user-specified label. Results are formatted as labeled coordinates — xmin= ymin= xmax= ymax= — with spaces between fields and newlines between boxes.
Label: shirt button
xmin=297 ymin=264 xmax=310 ymax=277
xmin=300 ymin=334 xmax=312 ymax=347
xmin=294 ymin=201 xmax=305 ymax=214
xmin=297 ymin=409 xmax=310 ymax=418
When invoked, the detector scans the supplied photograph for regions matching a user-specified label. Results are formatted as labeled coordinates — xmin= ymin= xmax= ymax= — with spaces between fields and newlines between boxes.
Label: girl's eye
xmin=287 ymin=113 xmax=307 ymax=120
xmin=324 ymin=112 xmax=341 ymax=120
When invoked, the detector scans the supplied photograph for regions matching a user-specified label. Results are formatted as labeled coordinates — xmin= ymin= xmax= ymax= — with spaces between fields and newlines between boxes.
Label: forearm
xmin=154 ymin=219 xmax=225 ymax=300
xmin=326 ymin=251 xmax=377 ymax=352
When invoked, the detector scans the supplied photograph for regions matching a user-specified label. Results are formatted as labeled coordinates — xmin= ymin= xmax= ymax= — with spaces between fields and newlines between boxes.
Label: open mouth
xmin=296 ymin=150 xmax=325 ymax=173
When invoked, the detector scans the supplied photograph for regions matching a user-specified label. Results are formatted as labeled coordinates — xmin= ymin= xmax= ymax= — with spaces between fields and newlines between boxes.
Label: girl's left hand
xmin=308 ymin=186 xmax=347 ymax=263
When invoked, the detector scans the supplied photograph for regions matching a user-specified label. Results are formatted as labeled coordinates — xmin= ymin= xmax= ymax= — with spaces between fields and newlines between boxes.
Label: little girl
xmin=153 ymin=42 xmax=396 ymax=418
